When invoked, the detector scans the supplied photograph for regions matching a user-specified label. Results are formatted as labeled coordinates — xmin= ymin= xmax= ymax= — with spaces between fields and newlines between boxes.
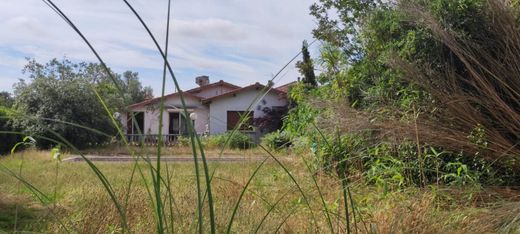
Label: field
xmin=1 ymin=150 xmax=519 ymax=233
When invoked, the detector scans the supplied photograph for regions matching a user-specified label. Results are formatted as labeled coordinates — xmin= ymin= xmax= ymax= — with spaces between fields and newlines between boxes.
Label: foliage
xmin=310 ymin=0 xmax=383 ymax=58
xmin=9 ymin=58 xmax=153 ymax=149
xmin=205 ymin=132 xmax=255 ymax=150
xmin=295 ymin=40 xmax=318 ymax=88
xmin=0 ymin=92 xmax=14 ymax=108
xmin=252 ymin=106 xmax=288 ymax=134
xmin=175 ymin=136 xmax=191 ymax=147
xmin=22 ymin=58 xmax=153 ymax=111
xmin=121 ymin=70 xmax=154 ymax=105
xmin=261 ymin=130 xmax=292 ymax=151
xmin=300 ymin=0 xmax=520 ymax=189
xmin=12 ymin=76 xmax=114 ymax=149
xmin=309 ymin=0 xmax=494 ymax=112
xmin=282 ymin=102 xmax=318 ymax=137
xmin=362 ymin=143 xmax=519 ymax=191
xmin=0 ymin=107 xmax=22 ymax=155
xmin=316 ymin=134 xmax=363 ymax=177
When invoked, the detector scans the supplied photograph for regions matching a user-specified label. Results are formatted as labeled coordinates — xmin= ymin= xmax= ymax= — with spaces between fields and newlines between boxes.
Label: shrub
xmin=208 ymin=132 xmax=255 ymax=150
xmin=0 ymin=107 xmax=22 ymax=155
xmin=317 ymin=134 xmax=363 ymax=177
xmin=261 ymin=130 xmax=292 ymax=151
xmin=252 ymin=106 xmax=288 ymax=134
xmin=175 ymin=136 xmax=191 ymax=147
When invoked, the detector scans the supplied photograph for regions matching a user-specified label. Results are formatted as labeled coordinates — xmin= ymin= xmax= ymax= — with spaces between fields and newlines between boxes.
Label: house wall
xmin=189 ymin=85 xmax=236 ymax=99
xmin=208 ymin=89 xmax=287 ymax=135
xmin=123 ymin=96 xmax=209 ymax=135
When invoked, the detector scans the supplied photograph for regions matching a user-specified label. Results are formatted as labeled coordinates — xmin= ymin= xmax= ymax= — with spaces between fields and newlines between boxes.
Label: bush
xmin=0 ymin=107 xmax=22 ymax=155
xmin=261 ymin=130 xmax=292 ymax=151
xmin=207 ymin=132 xmax=255 ymax=150
xmin=175 ymin=136 xmax=191 ymax=147
xmin=317 ymin=134 xmax=363 ymax=177
xmin=12 ymin=75 xmax=116 ymax=149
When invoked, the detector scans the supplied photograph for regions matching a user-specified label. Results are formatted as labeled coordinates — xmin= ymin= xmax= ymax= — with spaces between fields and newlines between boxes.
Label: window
xmin=169 ymin=112 xmax=193 ymax=135
xmin=227 ymin=111 xmax=254 ymax=131
xmin=127 ymin=112 xmax=144 ymax=134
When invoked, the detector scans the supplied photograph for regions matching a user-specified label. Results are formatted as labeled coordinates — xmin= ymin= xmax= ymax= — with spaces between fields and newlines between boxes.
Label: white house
xmin=121 ymin=76 xmax=289 ymax=143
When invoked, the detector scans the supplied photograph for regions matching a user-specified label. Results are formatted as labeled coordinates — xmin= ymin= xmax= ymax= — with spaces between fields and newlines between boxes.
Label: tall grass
xmin=390 ymin=0 xmax=520 ymax=167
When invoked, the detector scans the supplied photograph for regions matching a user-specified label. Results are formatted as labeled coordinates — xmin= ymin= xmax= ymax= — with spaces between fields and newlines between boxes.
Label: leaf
xmin=51 ymin=145 xmax=62 ymax=161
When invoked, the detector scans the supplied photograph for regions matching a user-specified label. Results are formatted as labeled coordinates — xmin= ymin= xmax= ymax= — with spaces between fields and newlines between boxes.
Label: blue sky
xmin=0 ymin=0 xmax=319 ymax=96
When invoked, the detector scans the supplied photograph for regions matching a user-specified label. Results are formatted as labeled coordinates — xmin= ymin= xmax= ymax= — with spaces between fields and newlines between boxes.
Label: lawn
xmin=0 ymin=150 xmax=519 ymax=233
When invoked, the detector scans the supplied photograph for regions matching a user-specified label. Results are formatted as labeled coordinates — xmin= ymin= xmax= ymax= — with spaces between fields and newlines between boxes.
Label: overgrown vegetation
xmin=205 ymin=132 xmax=255 ymax=150
xmin=283 ymin=0 xmax=520 ymax=190
xmin=1 ymin=151 xmax=519 ymax=233
xmin=1 ymin=0 xmax=519 ymax=233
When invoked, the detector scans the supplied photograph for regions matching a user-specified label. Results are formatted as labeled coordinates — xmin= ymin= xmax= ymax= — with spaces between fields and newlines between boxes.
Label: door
xmin=169 ymin=112 xmax=180 ymax=135
xmin=169 ymin=112 xmax=190 ymax=135
xmin=127 ymin=112 xmax=144 ymax=134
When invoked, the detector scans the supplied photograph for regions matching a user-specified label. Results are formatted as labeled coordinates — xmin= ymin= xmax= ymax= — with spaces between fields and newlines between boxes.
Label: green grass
xmin=0 ymin=150 xmax=519 ymax=233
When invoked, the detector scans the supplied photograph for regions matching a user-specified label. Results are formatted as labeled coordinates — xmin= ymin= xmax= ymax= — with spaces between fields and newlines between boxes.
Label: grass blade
xmin=253 ymin=189 xmax=293 ymax=233
xmin=258 ymin=144 xmax=317 ymax=227
xmin=225 ymin=157 xmax=269 ymax=233
xmin=121 ymin=1 xmax=218 ymax=232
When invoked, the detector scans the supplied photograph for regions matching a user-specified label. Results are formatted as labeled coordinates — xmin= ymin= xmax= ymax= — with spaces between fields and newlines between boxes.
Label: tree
xmin=13 ymin=76 xmax=115 ymax=149
xmin=0 ymin=92 xmax=20 ymax=155
xmin=0 ymin=107 xmax=22 ymax=155
xmin=0 ymin=91 xmax=14 ymax=108
xmin=296 ymin=40 xmax=318 ymax=87
xmin=253 ymin=106 xmax=289 ymax=133
xmin=22 ymin=58 xmax=153 ymax=110
xmin=11 ymin=58 xmax=153 ymax=149
xmin=310 ymin=0 xmax=384 ymax=60
xmin=307 ymin=0 xmax=520 ymax=165
xmin=122 ymin=70 xmax=154 ymax=104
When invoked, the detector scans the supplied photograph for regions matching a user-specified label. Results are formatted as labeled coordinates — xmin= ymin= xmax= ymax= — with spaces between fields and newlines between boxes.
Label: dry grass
xmin=0 ymin=150 xmax=519 ymax=233
xmin=388 ymin=0 xmax=520 ymax=166
xmin=76 ymin=144 xmax=276 ymax=157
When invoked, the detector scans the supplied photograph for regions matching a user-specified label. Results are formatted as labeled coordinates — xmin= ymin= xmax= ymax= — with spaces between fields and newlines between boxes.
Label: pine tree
xmin=296 ymin=40 xmax=317 ymax=87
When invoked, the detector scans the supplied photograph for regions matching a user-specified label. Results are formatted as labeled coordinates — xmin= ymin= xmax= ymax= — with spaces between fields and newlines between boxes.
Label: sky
xmin=0 ymin=0 xmax=319 ymax=96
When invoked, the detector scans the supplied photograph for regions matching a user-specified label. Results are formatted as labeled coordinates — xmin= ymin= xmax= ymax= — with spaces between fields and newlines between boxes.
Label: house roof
xmin=127 ymin=92 xmax=201 ymax=109
xmin=275 ymin=81 xmax=298 ymax=93
xmin=186 ymin=80 xmax=241 ymax=94
xmin=127 ymin=80 xmax=241 ymax=109
xmin=201 ymin=82 xmax=287 ymax=103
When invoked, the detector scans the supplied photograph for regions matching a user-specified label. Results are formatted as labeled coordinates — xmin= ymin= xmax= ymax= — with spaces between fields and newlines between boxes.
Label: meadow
xmin=1 ymin=150 xmax=518 ymax=233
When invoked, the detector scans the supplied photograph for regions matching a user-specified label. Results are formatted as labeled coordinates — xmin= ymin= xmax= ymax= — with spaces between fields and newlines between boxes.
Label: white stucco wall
xmin=208 ymin=89 xmax=287 ymax=135
xmin=124 ymin=95 xmax=209 ymax=135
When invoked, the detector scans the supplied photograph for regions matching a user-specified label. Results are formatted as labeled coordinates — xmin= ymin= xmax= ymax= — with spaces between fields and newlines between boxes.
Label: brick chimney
xmin=196 ymin=75 xmax=210 ymax=87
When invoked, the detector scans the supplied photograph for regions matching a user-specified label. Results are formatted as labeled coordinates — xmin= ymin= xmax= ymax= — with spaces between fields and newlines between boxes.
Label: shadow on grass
xmin=0 ymin=192 xmax=48 ymax=231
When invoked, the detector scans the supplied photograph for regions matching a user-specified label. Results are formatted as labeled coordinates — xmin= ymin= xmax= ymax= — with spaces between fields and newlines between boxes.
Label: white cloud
xmin=0 ymin=0 xmax=319 ymax=95
xmin=174 ymin=18 xmax=247 ymax=41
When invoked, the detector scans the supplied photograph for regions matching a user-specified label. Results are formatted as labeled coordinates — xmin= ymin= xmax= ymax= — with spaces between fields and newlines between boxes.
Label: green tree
xmin=0 ymin=91 xmax=14 ymax=108
xmin=22 ymin=58 xmax=153 ymax=110
xmin=310 ymin=0 xmax=383 ymax=59
xmin=0 ymin=92 xmax=20 ymax=155
xmin=296 ymin=40 xmax=318 ymax=87
xmin=12 ymin=76 xmax=114 ymax=149
xmin=11 ymin=58 xmax=153 ymax=149
xmin=122 ymin=70 xmax=154 ymax=104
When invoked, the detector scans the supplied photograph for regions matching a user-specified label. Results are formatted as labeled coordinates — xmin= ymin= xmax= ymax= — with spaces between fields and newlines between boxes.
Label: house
xmin=121 ymin=76 xmax=289 ymax=144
